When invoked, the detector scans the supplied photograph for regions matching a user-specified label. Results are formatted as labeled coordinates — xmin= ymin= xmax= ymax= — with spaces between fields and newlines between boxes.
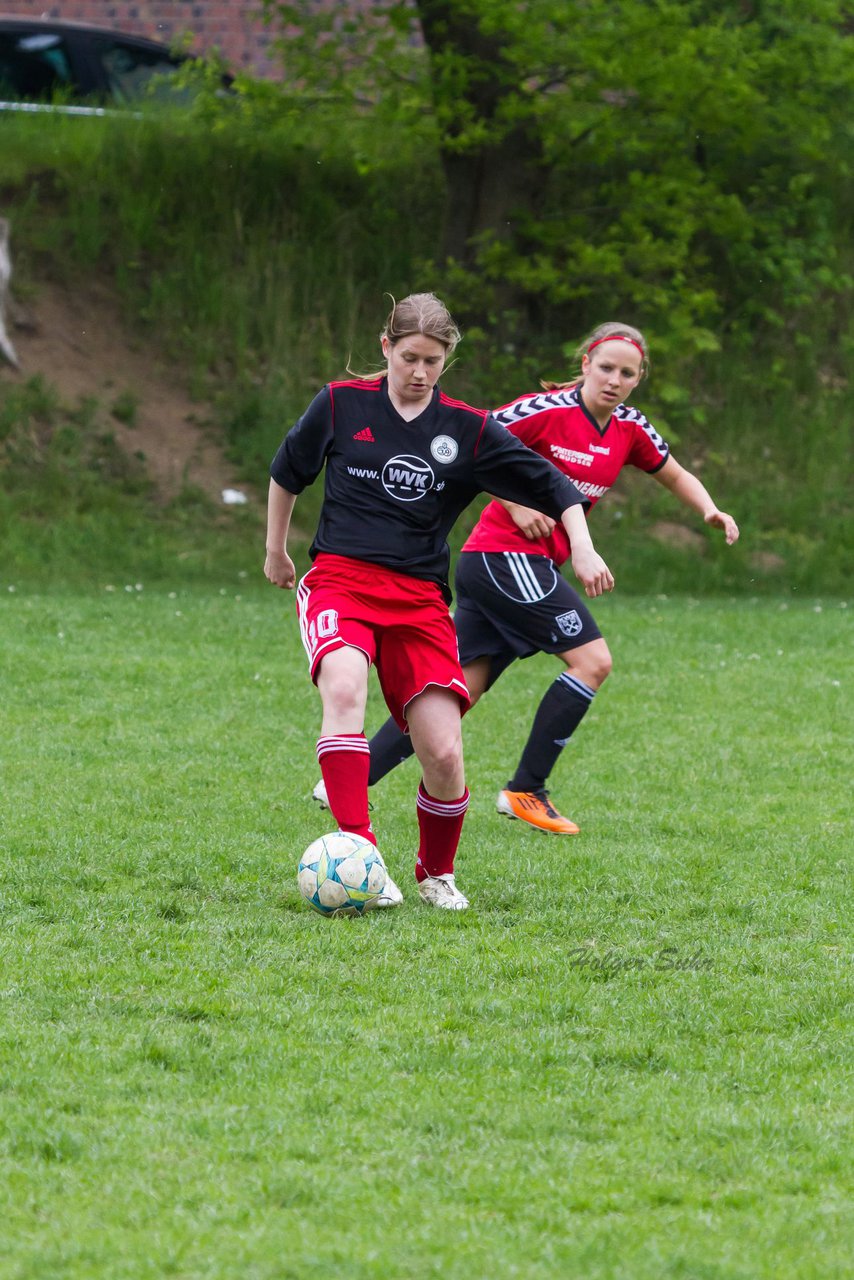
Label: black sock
xmin=368 ymin=716 xmax=416 ymax=785
xmin=507 ymin=672 xmax=596 ymax=793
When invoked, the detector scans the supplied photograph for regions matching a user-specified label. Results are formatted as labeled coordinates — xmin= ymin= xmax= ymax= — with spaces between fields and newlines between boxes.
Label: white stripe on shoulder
xmin=614 ymin=403 xmax=668 ymax=455
xmin=491 ymin=387 xmax=579 ymax=429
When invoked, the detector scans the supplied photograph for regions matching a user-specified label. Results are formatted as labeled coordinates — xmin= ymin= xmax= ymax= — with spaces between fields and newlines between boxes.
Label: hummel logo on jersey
xmin=353 ymin=427 xmax=375 ymax=442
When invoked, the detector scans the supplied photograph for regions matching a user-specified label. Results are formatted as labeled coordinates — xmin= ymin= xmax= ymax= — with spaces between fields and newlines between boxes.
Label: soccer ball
xmin=298 ymin=831 xmax=387 ymax=917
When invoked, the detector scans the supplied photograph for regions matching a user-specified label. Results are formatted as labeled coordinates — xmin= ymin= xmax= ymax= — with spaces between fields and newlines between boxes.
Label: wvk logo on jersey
xmin=382 ymin=454 xmax=436 ymax=501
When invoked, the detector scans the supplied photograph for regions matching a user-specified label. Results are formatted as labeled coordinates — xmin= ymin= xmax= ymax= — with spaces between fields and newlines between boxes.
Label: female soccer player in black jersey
xmin=265 ymin=294 xmax=614 ymax=909
xmin=321 ymin=321 xmax=739 ymax=839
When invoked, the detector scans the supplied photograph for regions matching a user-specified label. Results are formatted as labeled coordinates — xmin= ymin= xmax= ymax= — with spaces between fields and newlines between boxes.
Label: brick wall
xmin=0 ymin=1 xmax=285 ymax=78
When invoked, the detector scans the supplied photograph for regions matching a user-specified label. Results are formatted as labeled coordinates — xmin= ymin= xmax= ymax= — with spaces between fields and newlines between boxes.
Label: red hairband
xmin=587 ymin=335 xmax=645 ymax=358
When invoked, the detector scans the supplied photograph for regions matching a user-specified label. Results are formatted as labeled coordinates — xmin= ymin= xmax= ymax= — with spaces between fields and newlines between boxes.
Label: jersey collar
xmin=578 ymin=388 xmax=614 ymax=437
xmin=381 ymin=376 xmax=439 ymax=426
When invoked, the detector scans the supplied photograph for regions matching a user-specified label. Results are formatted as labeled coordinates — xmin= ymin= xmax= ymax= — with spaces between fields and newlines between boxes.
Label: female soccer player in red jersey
xmin=264 ymin=295 xmax=614 ymax=908
xmin=327 ymin=321 xmax=739 ymax=837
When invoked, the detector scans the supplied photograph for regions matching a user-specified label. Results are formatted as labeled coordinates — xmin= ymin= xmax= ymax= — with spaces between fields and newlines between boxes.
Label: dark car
xmin=0 ymin=15 xmax=211 ymax=112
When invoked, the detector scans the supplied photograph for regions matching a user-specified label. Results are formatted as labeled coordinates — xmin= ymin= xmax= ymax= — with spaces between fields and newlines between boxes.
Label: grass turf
xmin=0 ymin=586 xmax=850 ymax=1279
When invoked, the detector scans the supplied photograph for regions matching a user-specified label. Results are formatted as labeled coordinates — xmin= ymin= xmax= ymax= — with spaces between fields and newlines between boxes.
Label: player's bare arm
xmin=653 ymin=456 xmax=739 ymax=545
xmin=264 ymin=479 xmax=298 ymax=589
xmin=561 ymin=504 xmax=614 ymax=598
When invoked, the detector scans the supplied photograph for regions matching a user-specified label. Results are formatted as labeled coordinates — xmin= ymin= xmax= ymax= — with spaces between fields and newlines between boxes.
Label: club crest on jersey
xmin=556 ymin=610 xmax=583 ymax=638
xmin=430 ymin=434 xmax=458 ymax=464
xmin=382 ymin=454 xmax=435 ymax=501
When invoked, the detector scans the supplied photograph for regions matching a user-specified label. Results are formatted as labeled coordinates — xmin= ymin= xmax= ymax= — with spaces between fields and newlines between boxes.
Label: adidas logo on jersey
xmin=353 ymin=426 xmax=375 ymax=442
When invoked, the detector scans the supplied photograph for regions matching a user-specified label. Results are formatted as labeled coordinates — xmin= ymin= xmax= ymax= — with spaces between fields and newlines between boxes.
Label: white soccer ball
xmin=298 ymin=831 xmax=387 ymax=917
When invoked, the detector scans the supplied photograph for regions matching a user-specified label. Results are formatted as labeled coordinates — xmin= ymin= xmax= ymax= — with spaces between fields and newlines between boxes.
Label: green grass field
xmin=0 ymin=585 xmax=850 ymax=1279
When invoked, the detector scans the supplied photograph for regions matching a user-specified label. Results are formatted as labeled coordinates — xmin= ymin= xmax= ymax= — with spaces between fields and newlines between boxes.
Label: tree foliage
xmin=263 ymin=0 xmax=854 ymax=390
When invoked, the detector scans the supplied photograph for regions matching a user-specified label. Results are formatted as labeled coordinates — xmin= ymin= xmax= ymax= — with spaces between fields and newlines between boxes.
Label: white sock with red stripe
xmin=415 ymin=782 xmax=470 ymax=881
xmin=316 ymin=734 xmax=375 ymax=845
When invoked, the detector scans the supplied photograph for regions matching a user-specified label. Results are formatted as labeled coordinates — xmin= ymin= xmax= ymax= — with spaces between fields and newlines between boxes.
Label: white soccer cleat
xmin=312 ymin=778 xmax=330 ymax=809
xmin=417 ymin=873 xmax=469 ymax=911
xmin=312 ymin=778 xmax=374 ymax=813
xmin=365 ymin=872 xmax=404 ymax=910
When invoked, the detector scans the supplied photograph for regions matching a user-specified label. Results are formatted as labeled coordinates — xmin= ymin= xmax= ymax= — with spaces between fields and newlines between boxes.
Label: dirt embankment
xmin=1 ymin=275 xmax=255 ymax=506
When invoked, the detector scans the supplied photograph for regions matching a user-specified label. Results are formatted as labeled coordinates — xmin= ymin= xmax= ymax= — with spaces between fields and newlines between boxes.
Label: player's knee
xmin=570 ymin=644 xmax=612 ymax=689
xmin=320 ymin=672 xmax=364 ymax=718
xmin=591 ymin=649 xmax=613 ymax=685
xmin=422 ymin=734 xmax=463 ymax=784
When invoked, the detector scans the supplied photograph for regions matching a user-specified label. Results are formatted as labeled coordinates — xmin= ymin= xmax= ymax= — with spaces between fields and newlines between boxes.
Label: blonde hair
xmin=541 ymin=321 xmax=649 ymax=391
xmin=381 ymin=292 xmax=462 ymax=353
xmin=347 ymin=292 xmax=461 ymax=379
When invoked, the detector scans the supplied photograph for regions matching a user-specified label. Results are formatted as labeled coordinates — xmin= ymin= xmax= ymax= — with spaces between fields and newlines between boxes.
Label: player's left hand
xmin=571 ymin=547 xmax=615 ymax=598
xmin=506 ymin=503 xmax=556 ymax=540
xmin=705 ymin=510 xmax=740 ymax=544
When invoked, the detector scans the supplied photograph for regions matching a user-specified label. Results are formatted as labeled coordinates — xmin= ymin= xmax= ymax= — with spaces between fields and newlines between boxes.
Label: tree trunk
xmin=414 ymin=1 xmax=542 ymax=268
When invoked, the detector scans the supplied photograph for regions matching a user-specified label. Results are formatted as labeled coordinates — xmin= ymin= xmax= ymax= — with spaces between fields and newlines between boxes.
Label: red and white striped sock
xmin=414 ymin=782 xmax=470 ymax=881
xmin=316 ymin=734 xmax=375 ymax=845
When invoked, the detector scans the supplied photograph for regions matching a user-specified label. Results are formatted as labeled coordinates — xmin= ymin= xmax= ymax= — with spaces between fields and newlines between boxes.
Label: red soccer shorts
xmin=295 ymin=553 xmax=470 ymax=731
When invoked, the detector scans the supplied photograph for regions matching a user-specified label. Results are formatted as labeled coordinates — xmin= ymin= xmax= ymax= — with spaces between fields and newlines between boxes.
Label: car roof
xmin=0 ymin=14 xmax=183 ymax=55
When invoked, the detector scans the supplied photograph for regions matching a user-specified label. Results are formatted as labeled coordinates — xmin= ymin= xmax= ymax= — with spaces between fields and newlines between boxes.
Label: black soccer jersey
xmin=270 ymin=376 xmax=586 ymax=597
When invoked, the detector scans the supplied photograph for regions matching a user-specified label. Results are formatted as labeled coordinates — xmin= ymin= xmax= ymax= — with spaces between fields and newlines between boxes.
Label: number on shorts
xmin=308 ymin=609 xmax=339 ymax=647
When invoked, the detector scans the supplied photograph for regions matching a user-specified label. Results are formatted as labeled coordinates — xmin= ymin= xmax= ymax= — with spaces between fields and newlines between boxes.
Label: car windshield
xmin=97 ymin=39 xmax=185 ymax=103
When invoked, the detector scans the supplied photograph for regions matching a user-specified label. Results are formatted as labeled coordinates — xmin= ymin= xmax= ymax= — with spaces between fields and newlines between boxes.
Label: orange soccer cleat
xmin=496 ymin=788 xmax=580 ymax=835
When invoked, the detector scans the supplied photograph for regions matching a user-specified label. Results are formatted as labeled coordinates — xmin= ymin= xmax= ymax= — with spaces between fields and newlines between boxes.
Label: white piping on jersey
xmin=558 ymin=671 xmax=596 ymax=702
xmin=483 ymin=551 xmax=558 ymax=602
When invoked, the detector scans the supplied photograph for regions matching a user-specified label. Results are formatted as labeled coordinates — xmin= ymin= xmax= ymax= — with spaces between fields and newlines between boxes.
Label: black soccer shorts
xmin=453 ymin=550 xmax=602 ymax=683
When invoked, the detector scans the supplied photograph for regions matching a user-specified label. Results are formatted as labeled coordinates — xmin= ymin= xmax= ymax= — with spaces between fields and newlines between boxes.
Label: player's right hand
xmin=264 ymin=550 xmax=296 ymax=590
xmin=571 ymin=547 xmax=615 ymax=598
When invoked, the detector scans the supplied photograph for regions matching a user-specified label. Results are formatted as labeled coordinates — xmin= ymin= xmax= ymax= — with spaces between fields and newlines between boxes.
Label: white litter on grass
xmin=222 ymin=489 xmax=248 ymax=505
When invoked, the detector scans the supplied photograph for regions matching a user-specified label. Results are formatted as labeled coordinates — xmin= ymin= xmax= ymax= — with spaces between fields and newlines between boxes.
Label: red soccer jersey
xmin=462 ymin=385 xmax=669 ymax=567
